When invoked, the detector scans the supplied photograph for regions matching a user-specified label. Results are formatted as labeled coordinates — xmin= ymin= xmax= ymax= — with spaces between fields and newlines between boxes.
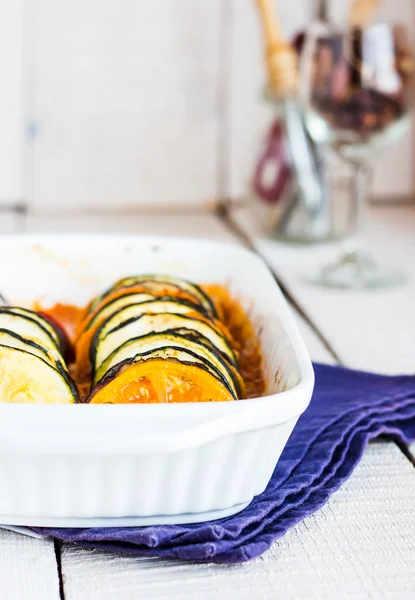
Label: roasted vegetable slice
xmin=79 ymin=291 xmax=156 ymax=334
xmin=94 ymin=332 xmax=245 ymax=398
xmin=84 ymin=295 xmax=209 ymax=337
xmin=0 ymin=345 xmax=78 ymax=403
xmin=0 ymin=328 xmax=59 ymax=368
xmin=114 ymin=276 xmax=217 ymax=316
xmin=73 ymin=275 xmax=250 ymax=403
xmin=82 ymin=284 xmax=196 ymax=323
xmin=97 ymin=346 xmax=234 ymax=393
xmin=93 ymin=312 xmax=237 ymax=370
xmin=89 ymin=275 xmax=217 ymax=317
xmin=88 ymin=357 xmax=235 ymax=404
xmin=37 ymin=310 xmax=74 ymax=362
xmin=8 ymin=307 xmax=60 ymax=346
xmin=75 ymin=297 xmax=213 ymax=383
xmin=95 ymin=298 xmax=209 ymax=340
xmin=0 ymin=310 xmax=63 ymax=361
xmin=0 ymin=308 xmax=59 ymax=346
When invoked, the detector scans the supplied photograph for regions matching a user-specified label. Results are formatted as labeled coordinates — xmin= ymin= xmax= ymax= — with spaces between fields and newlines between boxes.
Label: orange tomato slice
xmin=88 ymin=359 xmax=235 ymax=404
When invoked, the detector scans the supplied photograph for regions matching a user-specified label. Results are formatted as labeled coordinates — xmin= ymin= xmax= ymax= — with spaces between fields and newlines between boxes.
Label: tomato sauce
xmin=203 ymin=285 xmax=265 ymax=399
xmin=33 ymin=302 xmax=84 ymax=342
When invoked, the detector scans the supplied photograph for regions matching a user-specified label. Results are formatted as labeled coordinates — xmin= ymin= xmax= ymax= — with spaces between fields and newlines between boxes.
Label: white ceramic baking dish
xmin=0 ymin=234 xmax=314 ymax=527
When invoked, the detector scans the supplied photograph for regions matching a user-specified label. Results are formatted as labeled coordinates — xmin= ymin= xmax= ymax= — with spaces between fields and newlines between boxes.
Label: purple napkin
xmin=33 ymin=363 xmax=415 ymax=563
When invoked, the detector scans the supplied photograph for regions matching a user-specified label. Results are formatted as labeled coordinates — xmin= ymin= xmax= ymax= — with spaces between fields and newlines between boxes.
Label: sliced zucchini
xmin=95 ymin=298 xmax=209 ymax=341
xmin=0 ymin=345 xmax=78 ymax=403
xmin=0 ymin=310 xmax=62 ymax=358
xmin=0 ymin=328 xmax=58 ymax=368
xmin=5 ymin=307 xmax=60 ymax=346
xmin=82 ymin=291 xmax=156 ymax=333
xmin=87 ymin=282 xmax=183 ymax=315
xmin=89 ymin=275 xmax=217 ymax=317
xmin=115 ymin=276 xmax=217 ymax=315
xmin=88 ymin=356 xmax=235 ymax=404
xmin=75 ymin=298 xmax=213 ymax=381
xmin=93 ymin=312 xmax=237 ymax=370
xmin=84 ymin=295 xmax=209 ymax=338
xmin=94 ymin=332 xmax=244 ymax=398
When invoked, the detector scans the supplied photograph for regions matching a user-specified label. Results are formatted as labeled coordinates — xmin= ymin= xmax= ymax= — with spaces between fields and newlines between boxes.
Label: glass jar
xmin=247 ymin=91 xmax=353 ymax=244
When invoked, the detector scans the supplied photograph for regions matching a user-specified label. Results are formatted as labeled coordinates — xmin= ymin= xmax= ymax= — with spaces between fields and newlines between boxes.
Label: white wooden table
xmin=0 ymin=205 xmax=414 ymax=599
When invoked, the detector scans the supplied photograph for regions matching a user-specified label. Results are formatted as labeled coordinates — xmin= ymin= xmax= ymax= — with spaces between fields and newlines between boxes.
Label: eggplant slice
xmin=94 ymin=331 xmax=244 ymax=398
xmin=0 ymin=310 xmax=63 ymax=360
xmin=7 ymin=307 xmax=61 ymax=346
xmin=81 ymin=292 xmax=156 ymax=333
xmin=0 ymin=328 xmax=60 ymax=368
xmin=95 ymin=298 xmax=210 ymax=340
xmin=92 ymin=312 xmax=237 ymax=370
xmin=89 ymin=275 xmax=217 ymax=317
xmin=86 ymin=296 xmax=209 ymax=337
xmin=0 ymin=345 xmax=78 ymax=403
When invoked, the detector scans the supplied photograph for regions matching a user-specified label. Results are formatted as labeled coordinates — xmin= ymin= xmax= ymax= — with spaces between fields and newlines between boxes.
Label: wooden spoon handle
xmin=254 ymin=0 xmax=298 ymax=96
xmin=255 ymin=0 xmax=285 ymax=50
xmin=350 ymin=0 xmax=383 ymax=27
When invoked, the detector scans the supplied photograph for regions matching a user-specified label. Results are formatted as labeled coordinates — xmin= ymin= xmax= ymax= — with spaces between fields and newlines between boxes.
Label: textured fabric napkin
xmin=32 ymin=363 xmax=415 ymax=563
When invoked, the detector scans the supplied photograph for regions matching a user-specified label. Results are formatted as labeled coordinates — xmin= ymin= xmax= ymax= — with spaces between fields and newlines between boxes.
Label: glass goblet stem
xmin=345 ymin=161 xmax=369 ymax=255
xmin=303 ymin=159 xmax=406 ymax=289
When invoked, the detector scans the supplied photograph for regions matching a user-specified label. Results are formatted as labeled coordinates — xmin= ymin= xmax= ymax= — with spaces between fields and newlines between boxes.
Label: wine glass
xmin=300 ymin=19 xmax=414 ymax=289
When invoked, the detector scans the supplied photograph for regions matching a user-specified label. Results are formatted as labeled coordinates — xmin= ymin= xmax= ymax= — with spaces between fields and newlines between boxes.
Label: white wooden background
xmin=0 ymin=0 xmax=414 ymax=212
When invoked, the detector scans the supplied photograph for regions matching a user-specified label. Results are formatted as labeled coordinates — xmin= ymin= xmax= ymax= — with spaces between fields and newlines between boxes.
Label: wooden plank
xmin=31 ymin=0 xmax=221 ymax=212
xmin=0 ymin=531 xmax=60 ymax=600
xmin=61 ymin=444 xmax=415 ymax=600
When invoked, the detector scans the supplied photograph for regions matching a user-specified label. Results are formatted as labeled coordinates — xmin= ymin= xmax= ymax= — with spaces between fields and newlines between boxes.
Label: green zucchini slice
xmin=0 ymin=345 xmax=78 ymax=403
xmin=0 ymin=328 xmax=60 ymax=368
xmin=84 ymin=292 xmax=156 ymax=331
xmin=93 ymin=312 xmax=236 ymax=370
xmin=89 ymin=275 xmax=217 ymax=317
xmin=0 ymin=310 xmax=62 ymax=357
xmin=86 ymin=295 xmax=209 ymax=335
xmin=94 ymin=331 xmax=242 ymax=398
xmin=7 ymin=307 xmax=60 ymax=346
xmin=94 ymin=298 xmax=209 ymax=339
